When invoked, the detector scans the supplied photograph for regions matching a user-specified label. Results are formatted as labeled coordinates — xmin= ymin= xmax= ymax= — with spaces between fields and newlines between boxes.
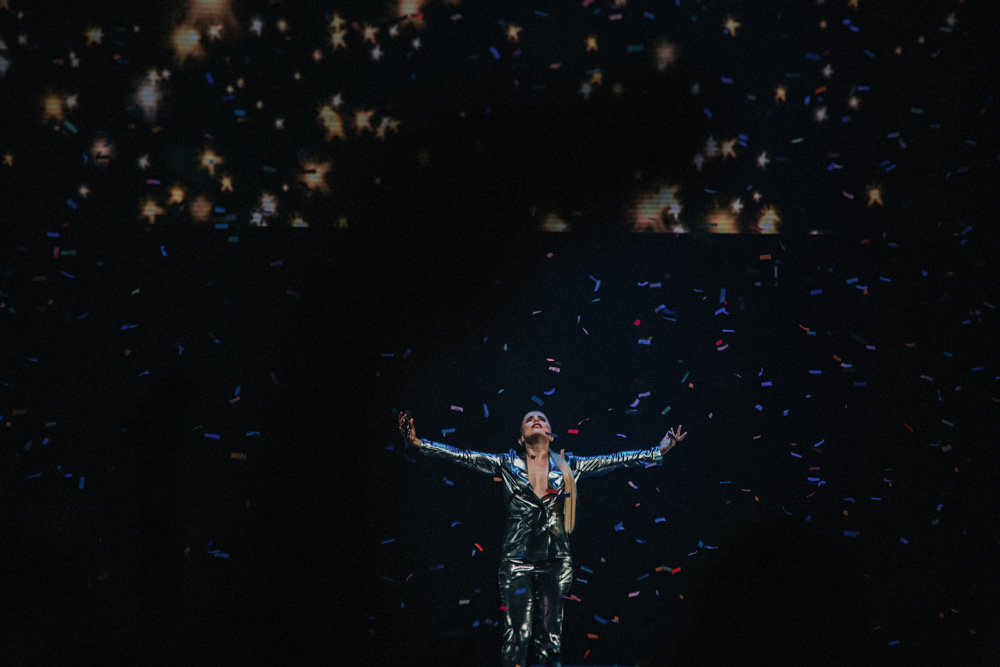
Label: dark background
xmin=1 ymin=1 xmax=998 ymax=665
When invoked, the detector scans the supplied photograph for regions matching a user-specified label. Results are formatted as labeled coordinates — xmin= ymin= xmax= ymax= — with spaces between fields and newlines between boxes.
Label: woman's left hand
xmin=659 ymin=425 xmax=687 ymax=454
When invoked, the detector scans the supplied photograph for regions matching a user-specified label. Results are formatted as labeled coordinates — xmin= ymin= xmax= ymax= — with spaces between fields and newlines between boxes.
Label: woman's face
xmin=520 ymin=411 xmax=553 ymax=445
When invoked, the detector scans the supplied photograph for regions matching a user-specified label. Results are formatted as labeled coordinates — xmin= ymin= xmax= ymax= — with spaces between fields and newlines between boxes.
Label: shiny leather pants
xmin=497 ymin=558 xmax=573 ymax=667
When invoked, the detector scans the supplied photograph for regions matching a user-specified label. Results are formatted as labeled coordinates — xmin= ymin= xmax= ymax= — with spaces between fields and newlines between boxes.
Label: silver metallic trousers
xmin=498 ymin=558 xmax=573 ymax=667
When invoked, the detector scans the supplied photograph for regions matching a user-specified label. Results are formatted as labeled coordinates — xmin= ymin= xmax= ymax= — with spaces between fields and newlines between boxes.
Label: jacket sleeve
xmin=567 ymin=447 xmax=663 ymax=479
xmin=415 ymin=438 xmax=505 ymax=476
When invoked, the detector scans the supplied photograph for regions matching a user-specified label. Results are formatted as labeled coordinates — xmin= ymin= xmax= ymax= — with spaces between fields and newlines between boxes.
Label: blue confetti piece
xmin=626 ymin=44 xmax=645 ymax=53
xmin=720 ymin=480 xmax=731 ymax=484
xmin=863 ymin=50 xmax=876 ymax=58
xmin=234 ymin=109 xmax=246 ymax=117
xmin=66 ymin=199 xmax=78 ymax=210
xmin=680 ymin=372 xmax=689 ymax=383
xmin=489 ymin=46 xmax=500 ymax=59
xmin=805 ymin=52 xmax=821 ymax=61
xmin=614 ymin=521 xmax=624 ymax=532
xmin=761 ymin=381 xmax=772 ymax=387
xmin=515 ymin=587 xmax=527 ymax=594
xmin=580 ymin=566 xmax=594 ymax=574
xmin=483 ymin=404 xmax=489 ymax=418
xmin=530 ymin=396 xmax=544 ymax=406
xmin=214 ymin=553 xmax=229 ymax=558
xmin=443 ymin=477 xmax=454 ymax=486
xmin=638 ymin=339 xmax=651 ymax=345
xmin=534 ymin=10 xmax=547 ymax=17
xmin=719 ymin=288 xmax=726 ymax=303
xmin=594 ymin=615 xmax=608 ymax=625
xmin=844 ymin=530 xmax=858 ymax=537
xmin=589 ymin=275 xmax=601 ymax=291
xmin=809 ymin=370 xmax=822 ymax=375
xmin=160 ymin=246 xmax=168 ymax=257
xmin=810 ymin=289 xmax=823 ymax=296
xmin=206 ymin=72 xmax=214 ymax=84
xmin=78 ymin=477 xmax=85 ymax=489
xmin=60 ymin=271 xmax=75 ymax=278
xmin=703 ymin=108 xmax=712 ymax=118
xmin=654 ymin=517 xmax=666 ymax=523
xmin=888 ymin=640 xmax=900 ymax=646
xmin=441 ymin=428 xmax=456 ymax=435
xmin=720 ymin=76 xmax=733 ymax=84
xmin=381 ymin=538 xmax=395 ymax=544
xmin=204 ymin=433 xmax=220 ymax=440
xmin=644 ymin=11 xmax=655 ymax=19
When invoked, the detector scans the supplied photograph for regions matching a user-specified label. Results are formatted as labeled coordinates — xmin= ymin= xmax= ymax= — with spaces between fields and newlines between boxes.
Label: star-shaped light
xmin=848 ymin=0 xmax=859 ymax=8
xmin=774 ymin=85 xmax=786 ymax=103
xmin=169 ymin=186 xmax=185 ymax=204
xmin=190 ymin=196 xmax=212 ymax=222
xmin=146 ymin=69 xmax=161 ymax=84
xmin=78 ymin=184 xmax=90 ymax=197
xmin=752 ymin=191 xmax=762 ymax=202
xmin=693 ymin=153 xmax=705 ymax=173
xmin=848 ymin=95 xmax=861 ymax=109
xmin=85 ymin=26 xmax=103 ymax=45
xmin=331 ymin=30 xmax=347 ymax=50
xmin=3 ymin=153 xmax=13 ymax=167
xmin=250 ymin=211 xmax=264 ymax=226
xmin=720 ymin=139 xmax=738 ymax=159
xmin=814 ymin=106 xmax=828 ymax=123
xmin=412 ymin=37 xmax=421 ymax=50
xmin=757 ymin=206 xmax=780 ymax=233
xmin=329 ymin=14 xmax=345 ymax=32
xmin=654 ymin=42 xmax=677 ymax=71
xmin=275 ymin=118 xmax=285 ymax=129
xmin=140 ymin=198 xmax=165 ymax=224
xmin=161 ymin=69 xmax=171 ymax=80
xmin=633 ymin=185 xmax=682 ymax=231
xmin=362 ymin=24 xmax=379 ymax=44
xmin=389 ymin=25 xmax=399 ymax=37
xmin=590 ymin=71 xmax=603 ymax=86
xmin=318 ymin=106 xmax=345 ymax=139
xmin=866 ymin=185 xmax=883 ymax=206
xmin=704 ymin=135 xmax=719 ymax=158
xmin=220 ymin=175 xmax=234 ymax=192
xmin=354 ymin=109 xmax=374 ymax=133
xmin=42 ymin=94 xmax=65 ymax=122
xmin=578 ymin=82 xmax=593 ymax=99
xmin=723 ymin=16 xmax=741 ymax=37
xmin=585 ymin=35 xmax=598 ymax=51
xmin=277 ymin=19 xmax=288 ymax=33
xmin=200 ymin=148 xmax=223 ymax=175
xmin=299 ymin=160 xmax=333 ymax=193
xmin=822 ymin=63 xmax=834 ymax=78
xmin=250 ymin=18 xmax=263 ymax=36
xmin=137 ymin=154 xmax=151 ymax=170
xmin=65 ymin=94 xmax=79 ymax=110
xmin=290 ymin=214 xmax=309 ymax=228
xmin=945 ymin=12 xmax=957 ymax=27
xmin=507 ymin=24 xmax=522 ymax=42
xmin=337 ymin=216 xmax=348 ymax=228
xmin=731 ymin=198 xmax=744 ymax=215
xmin=756 ymin=151 xmax=770 ymax=169
xmin=208 ymin=24 xmax=222 ymax=40
xmin=371 ymin=44 xmax=384 ymax=61
xmin=259 ymin=193 xmax=278 ymax=216
xmin=331 ymin=93 xmax=344 ymax=109
xmin=172 ymin=25 xmax=202 ymax=60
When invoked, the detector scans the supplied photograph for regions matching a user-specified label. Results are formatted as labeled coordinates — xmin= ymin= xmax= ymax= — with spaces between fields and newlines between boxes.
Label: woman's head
xmin=519 ymin=411 xmax=554 ymax=447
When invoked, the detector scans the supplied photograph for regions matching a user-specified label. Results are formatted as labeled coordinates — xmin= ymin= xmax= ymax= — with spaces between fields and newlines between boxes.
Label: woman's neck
xmin=525 ymin=443 xmax=549 ymax=461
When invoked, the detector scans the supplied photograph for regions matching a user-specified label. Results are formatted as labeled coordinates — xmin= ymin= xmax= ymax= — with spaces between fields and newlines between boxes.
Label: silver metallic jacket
xmin=416 ymin=439 xmax=663 ymax=561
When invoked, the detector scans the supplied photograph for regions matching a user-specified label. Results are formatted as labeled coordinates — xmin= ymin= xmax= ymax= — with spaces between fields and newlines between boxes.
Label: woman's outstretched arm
xmin=570 ymin=425 xmax=687 ymax=478
xmin=397 ymin=411 xmax=504 ymax=476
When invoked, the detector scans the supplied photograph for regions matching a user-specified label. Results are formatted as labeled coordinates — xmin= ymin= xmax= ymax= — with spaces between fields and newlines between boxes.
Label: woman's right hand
xmin=397 ymin=411 xmax=420 ymax=447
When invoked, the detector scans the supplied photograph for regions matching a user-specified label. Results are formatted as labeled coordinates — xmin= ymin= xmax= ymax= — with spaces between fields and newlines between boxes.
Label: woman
xmin=397 ymin=409 xmax=687 ymax=667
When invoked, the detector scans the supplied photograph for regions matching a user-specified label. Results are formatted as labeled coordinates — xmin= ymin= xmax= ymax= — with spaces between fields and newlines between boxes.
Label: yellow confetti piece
xmin=230 ymin=452 xmax=247 ymax=460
